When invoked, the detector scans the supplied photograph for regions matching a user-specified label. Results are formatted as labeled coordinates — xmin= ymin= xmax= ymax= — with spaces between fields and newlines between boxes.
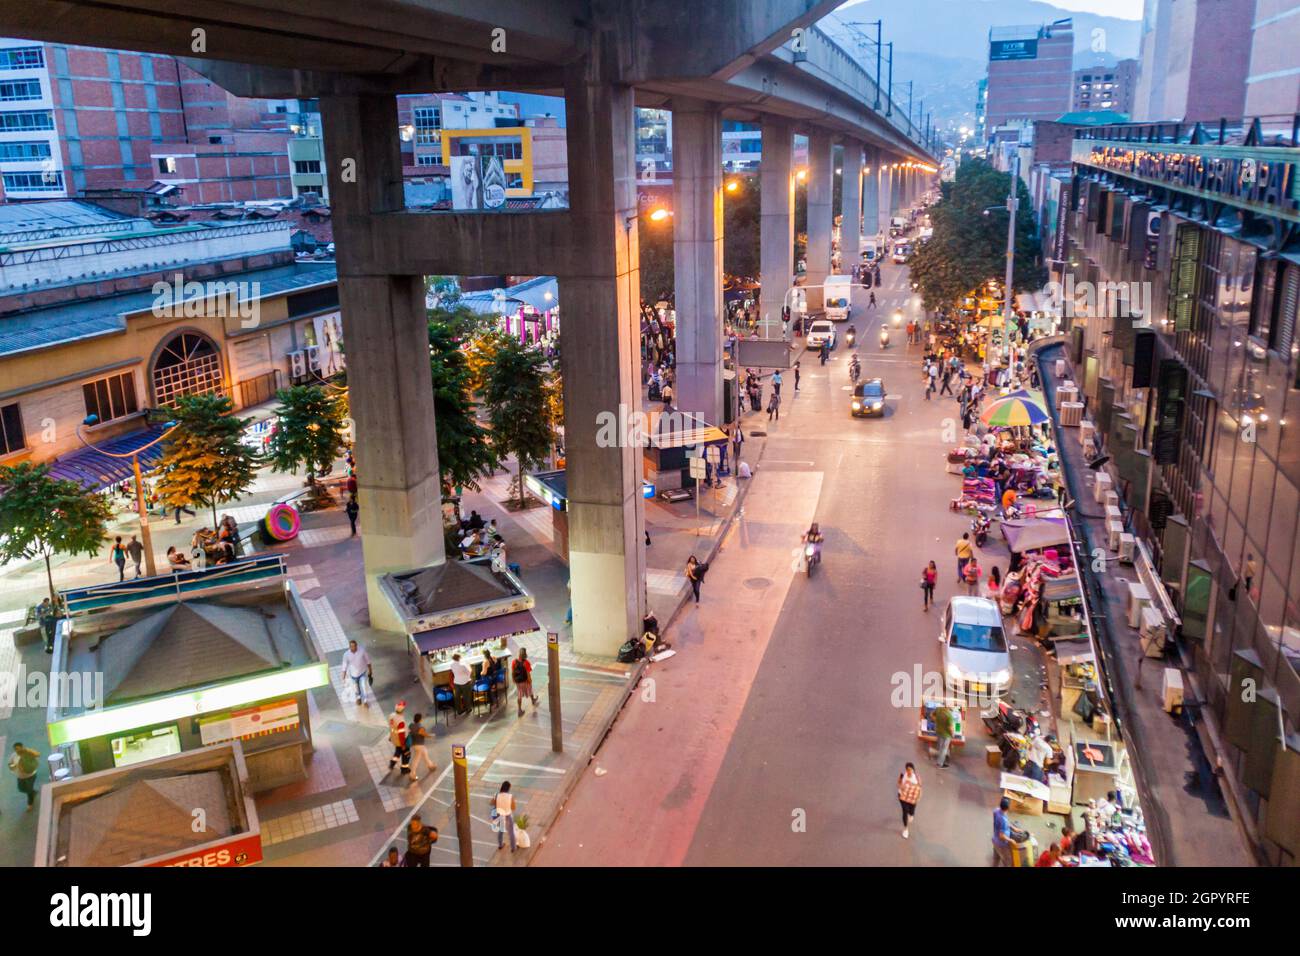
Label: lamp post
xmin=980 ymin=153 xmax=1019 ymax=370
xmin=76 ymin=414 xmax=178 ymax=578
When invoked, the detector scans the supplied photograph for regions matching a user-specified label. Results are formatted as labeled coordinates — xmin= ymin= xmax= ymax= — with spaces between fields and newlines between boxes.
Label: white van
xmin=823 ymin=275 xmax=853 ymax=322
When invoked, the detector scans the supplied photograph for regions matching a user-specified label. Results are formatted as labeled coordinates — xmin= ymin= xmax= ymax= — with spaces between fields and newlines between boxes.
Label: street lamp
xmin=76 ymin=413 xmax=179 ymax=578
xmin=726 ymin=179 xmax=740 ymax=193
xmin=647 ymin=207 xmax=673 ymax=222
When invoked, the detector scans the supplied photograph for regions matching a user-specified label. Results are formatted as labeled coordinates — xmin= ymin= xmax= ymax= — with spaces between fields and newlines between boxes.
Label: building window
xmin=413 ymin=106 xmax=440 ymax=144
xmin=0 ymin=47 xmax=44 ymax=71
xmin=0 ymin=110 xmax=54 ymax=131
xmin=152 ymin=332 xmax=224 ymax=407
xmin=0 ymin=140 xmax=51 ymax=160
xmin=0 ymin=79 xmax=41 ymax=101
xmin=0 ymin=402 xmax=24 ymax=455
xmin=293 ymin=160 xmax=321 ymax=174
xmin=415 ymin=154 xmax=438 ymax=166
xmin=158 ymin=156 xmax=177 ymax=174
xmin=2 ymin=171 xmax=63 ymax=192
xmin=82 ymin=372 xmax=139 ymax=425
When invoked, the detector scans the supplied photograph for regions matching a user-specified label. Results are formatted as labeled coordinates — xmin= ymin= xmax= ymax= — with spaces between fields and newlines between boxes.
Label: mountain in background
xmin=823 ymin=0 xmax=1142 ymax=136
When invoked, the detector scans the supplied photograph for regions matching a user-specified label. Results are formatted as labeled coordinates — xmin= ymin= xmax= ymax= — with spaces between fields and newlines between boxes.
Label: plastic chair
xmin=472 ymin=679 xmax=492 ymax=716
xmin=434 ymin=687 xmax=456 ymax=725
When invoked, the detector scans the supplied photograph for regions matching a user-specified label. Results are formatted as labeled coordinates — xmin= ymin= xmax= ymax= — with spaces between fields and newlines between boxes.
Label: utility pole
xmin=885 ymin=42 xmax=893 ymax=116
xmin=1002 ymin=152 xmax=1020 ymax=370
xmin=905 ymin=81 xmax=914 ymax=135
xmin=873 ymin=20 xmax=883 ymax=111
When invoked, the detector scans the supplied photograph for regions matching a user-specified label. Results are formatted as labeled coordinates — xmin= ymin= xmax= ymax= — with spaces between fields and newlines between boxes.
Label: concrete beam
xmin=670 ymin=100 xmax=724 ymax=424
xmin=347 ymin=211 xmax=579 ymax=278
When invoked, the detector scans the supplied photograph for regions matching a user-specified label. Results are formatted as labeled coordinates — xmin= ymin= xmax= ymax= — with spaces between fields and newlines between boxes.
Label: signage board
xmin=688 ymin=457 xmax=707 ymax=479
xmin=148 ymin=832 xmax=263 ymax=868
xmin=990 ymin=38 xmax=1038 ymax=61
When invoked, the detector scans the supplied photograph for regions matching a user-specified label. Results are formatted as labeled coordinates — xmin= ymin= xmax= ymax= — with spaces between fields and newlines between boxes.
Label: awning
xmin=412 ymin=609 xmax=542 ymax=654
xmin=47 ymin=425 xmax=169 ymax=492
xmin=1001 ymin=516 xmax=1070 ymax=553
xmin=1040 ymin=572 xmax=1082 ymax=604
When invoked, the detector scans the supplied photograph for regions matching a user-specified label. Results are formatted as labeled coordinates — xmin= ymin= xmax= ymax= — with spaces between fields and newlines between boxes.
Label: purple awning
xmin=412 ymin=609 xmax=542 ymax=654
xmin=47 ymin=425 xmax=169 ymax=492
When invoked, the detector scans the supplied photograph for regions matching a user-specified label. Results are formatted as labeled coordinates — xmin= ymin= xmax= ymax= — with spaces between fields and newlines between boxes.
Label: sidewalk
xmin=1037 ymin=342 xmax=1254 ymax=866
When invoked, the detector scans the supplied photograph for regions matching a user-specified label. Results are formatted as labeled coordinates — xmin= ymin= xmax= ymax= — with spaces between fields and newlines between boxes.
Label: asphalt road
xmin=679 ymin=265 xmax=1011 ymax=865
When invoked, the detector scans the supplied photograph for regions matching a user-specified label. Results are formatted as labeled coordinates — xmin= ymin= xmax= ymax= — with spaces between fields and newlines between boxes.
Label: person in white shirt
xmin=494 ymin=780 xmax=518 ymax=852
xmin=449 ymin=653 xmax=473 ymax=715
xmin=737 ymin=460 xmax=752 ymax=480
xmin=340 ymin=639 xmax=372 ymax=705
xmin=1029 ymin=734 xmax=1054 ymax=771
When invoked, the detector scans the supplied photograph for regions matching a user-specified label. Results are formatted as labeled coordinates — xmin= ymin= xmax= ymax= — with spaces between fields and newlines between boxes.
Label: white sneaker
xmin=902 ymin=828 xmax=909 ymax=839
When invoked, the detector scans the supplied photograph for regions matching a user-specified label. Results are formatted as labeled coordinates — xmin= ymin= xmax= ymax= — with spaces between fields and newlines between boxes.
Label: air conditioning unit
xmin=289 ymin=350 xmax=307 ymax=379
xmin=1118 ymin=532 xmax=1136 ymax=563
xmin=1060 ymin=401 xmax=1084 ymax=426
xmin=305 ymin=345 xmax=322 ymax=371
xmin=1141 ymin=607 xmax=1167 ymax=658
xmin=1160 ymin=666 xmax=1183 ymax=713
xmin=1080 ymin=420 xmax=1095 ymax=446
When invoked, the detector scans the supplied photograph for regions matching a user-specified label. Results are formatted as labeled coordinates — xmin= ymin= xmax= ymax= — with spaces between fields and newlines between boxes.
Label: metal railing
xmin=60 ymin=552 xmax=287 ymax=616
xmin=1073 ymin=113 xmax=1300 ymax=149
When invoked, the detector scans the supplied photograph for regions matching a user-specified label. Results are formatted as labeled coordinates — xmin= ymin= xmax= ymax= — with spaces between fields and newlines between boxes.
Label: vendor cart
xmin=918 ymin=697 xmax=966 ymax=747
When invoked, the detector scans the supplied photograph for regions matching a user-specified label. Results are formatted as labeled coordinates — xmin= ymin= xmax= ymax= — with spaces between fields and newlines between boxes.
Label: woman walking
xmin=921 ymin=561 xmax=937 ymax=611
xmin=685 ymin=555 xmax=707 ymax=604
xmin=986 ymin=565 xmax=1002 ymax=605
xmin=512 ymin=648 xmax=539 ymax=717
xmin=493 ymin=780 xmax=518 ymax=852
xmin=898 ymin=762 xmax=922 ymax=839
xmin=111 ymin=536 xmax=128 ymax=582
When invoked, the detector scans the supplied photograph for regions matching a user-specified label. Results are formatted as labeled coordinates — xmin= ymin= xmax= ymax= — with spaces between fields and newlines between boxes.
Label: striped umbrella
xmin=981 ymin=394 xmax=1051 ymax=427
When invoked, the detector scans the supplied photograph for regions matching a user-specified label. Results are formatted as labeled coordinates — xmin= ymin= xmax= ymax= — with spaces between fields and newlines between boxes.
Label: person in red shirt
xmin=1036 ymin=843 xmax=1063 ymax=867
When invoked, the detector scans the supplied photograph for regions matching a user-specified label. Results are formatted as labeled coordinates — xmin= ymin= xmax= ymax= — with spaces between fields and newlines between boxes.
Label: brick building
xmin=983 ymin=20 xmax=1075 ymax=131
xmin=1132 ymin=0 xmax=1256 ymax=122
xmin=1072 ymin=58 xmax=1138 ymax=115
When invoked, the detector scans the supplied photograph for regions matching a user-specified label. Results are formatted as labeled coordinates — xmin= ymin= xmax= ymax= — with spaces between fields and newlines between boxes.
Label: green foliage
xmin=639 ymin=212 xmax=674 ymax=306
xmin=723 ymin=175 xmax=761 ymax=279
xmin=0 ymin=461 xmax=113 ymax=604
xmin=909 ymin=157 xmax=1046 ymax=313
xmin=428 ymin=316 xmax=500 ymax=495
xmin=482 ymin=339 xmax=557 ymax=509
xmin=154 ymin=393 xmax=259 ymax=527
xmin=266 ymin=384 xmax=348 ymax=480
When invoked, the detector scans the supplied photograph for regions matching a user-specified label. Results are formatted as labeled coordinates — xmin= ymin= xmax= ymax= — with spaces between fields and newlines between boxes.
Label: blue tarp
xmin=47 ymin=425 xmax=169 ymax=492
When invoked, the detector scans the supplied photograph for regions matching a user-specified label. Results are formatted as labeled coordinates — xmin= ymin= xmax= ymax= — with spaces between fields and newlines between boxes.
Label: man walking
xmin=408 ymin=712 xmax=436 ymax=781
xmin=992 ymin=796 xmax=1016 ymax=866
xmin=173 ymin=503 xmax=195 ymax=524
xmin=404 ymin=815 xmax=435 ymax=867
xmin=387 ymin=700 xmax=410 ymax=775
xmin=794 ymin=360 xmax=801 ymax=391
xmin=932 ymin=702 xmax=954 ymax=768
xmin=345 ymin=495 xmax=359 ymax=536
xmin=126 ymin=535 xmax=144 ymax=578
xmin=955 ymin=532 xmax=974 ymax=584
xmin=767 ymin=389 xmax=781 ymax=422
xmin=8 ymin=741 xmax=40 ymax=809
xmin=340 ymin=639 xmax=372 ymax=705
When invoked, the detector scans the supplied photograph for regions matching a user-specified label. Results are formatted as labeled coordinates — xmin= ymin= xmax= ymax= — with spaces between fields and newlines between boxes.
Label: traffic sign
xmin=689 ymin=457 xmax=707 ymax=479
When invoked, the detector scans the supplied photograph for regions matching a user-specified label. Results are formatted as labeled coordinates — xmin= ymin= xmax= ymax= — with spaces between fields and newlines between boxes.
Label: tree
xmin=0 ymin=462 xmax=114 ymax=606
xmin=723 ymin=175 xmax=761 ymax=279
xmin=154 ymin=393 xmax=260 ymax=528
xmin=266 ymin=384 xmax=349 ymax=482
xmin=482 ymin=339 xmax=557 ymax=509
xmin=428 ymin=315 xmax=499 ymax=496
xmin=638 ymin=210 xmax=674 ymax=306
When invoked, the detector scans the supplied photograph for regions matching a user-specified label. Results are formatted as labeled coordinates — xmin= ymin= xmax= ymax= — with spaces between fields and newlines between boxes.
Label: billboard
xmin=450 ymin=153 xmax=510 ymax=210
xmin=990 ymin=38 xmax=1038 ymax=61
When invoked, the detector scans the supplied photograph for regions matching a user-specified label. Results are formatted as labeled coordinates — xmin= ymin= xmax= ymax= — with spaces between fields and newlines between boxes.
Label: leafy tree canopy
xmin=266 ymin=384 xmax=349 ymax=479
xmin=154 ymin=393 xmax=259 ymax=527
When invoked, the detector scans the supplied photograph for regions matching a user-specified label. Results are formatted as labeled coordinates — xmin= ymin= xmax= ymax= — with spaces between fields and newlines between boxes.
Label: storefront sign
xmin=198 ymin=699 xmax=300 ymax=746
xmin=149 ymin=832 xmax=263 ymax=868
xmin=990 ymin=38 xmax=1037 ymax=60
xmin=1079 ymin=145 xmax=1299 ymax=215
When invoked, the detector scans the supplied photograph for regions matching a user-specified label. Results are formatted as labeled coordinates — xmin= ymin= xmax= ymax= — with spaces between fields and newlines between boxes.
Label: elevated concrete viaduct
xmin=1 ymin=1 xmax=937 ymax=653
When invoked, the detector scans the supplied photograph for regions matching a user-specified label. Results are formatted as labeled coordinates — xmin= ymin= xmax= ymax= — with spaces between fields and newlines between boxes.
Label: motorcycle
xmin=845 ymin=327 xmax=857 ymax=347
xmin=879 ymin=328 xmax=890 ymax=349
xmin=971 ymin=513 xmax=992 ymax=548
xmin=849 ymin=356 xmax=861 ymax=384
xmin=804 ymin=541 xmax=821 ymax=577
xmin=981 ymin=699 xmax=1038 ymax=739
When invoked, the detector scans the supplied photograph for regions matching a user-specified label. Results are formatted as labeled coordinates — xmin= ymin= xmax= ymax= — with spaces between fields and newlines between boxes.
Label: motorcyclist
xmin=879 ymin=326 xmax=890 ymax=348
xmin=802 ymin=522 xmax=824 ymax=566
xmin=846 ymin=324 xmax=857 ymax=346
xmin=819 ymin=340 xmax=830 ymax=365
xmin=849 ymin=353 xmax=861 ymax=383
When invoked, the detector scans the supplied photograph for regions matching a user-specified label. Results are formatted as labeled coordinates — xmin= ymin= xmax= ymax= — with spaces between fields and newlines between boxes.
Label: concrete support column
xmin=878 ymin=161 xmax=894 ymax=232
xmin=889 ymin=161 xmax=903 ymax=215
xmin=758 ymin=120 xmax=794 ymax=329
xmin=321 ymin=94 xmax=444 ymax=632
xmin=670 ymin=100 xmax=723 ymax=423
xmin=559 ymin=69 xmax=646 ymax=657
xmin=862 ymin=147 xmax=880 ymax=247
xmin=805 ymin=130 xmax=834 ymax=311
xmin=840 ymin=140 xmax=863 ymax=267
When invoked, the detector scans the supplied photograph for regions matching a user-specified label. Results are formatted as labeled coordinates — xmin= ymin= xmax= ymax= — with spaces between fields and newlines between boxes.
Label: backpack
xmin=617 ymin=639 xmax=645 ymax=663
xmin=512 ymin=660 xmax=529 ymax=683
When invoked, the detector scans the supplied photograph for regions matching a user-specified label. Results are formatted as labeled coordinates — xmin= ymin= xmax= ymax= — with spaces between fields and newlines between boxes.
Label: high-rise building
xmin=1072 ymin=58 xmax=1139 ymax=115
xmin=982 ymin=20 xmax=1075 ymax=131
xmin=1244 ymin=0 xmax=1300 ymax=119
xmin=0 ymin=37 xmax=299 ymax=203
xmin=1131 ymin=0 xmax=1256 ymax=122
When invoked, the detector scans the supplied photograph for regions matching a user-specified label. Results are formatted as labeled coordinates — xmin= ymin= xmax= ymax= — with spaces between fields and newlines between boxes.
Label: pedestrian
xmin=897 ymin=762 xmax=922 ymax=839
xmin=378 ymin=846 xmax=402 ymax=867
xmin=493 ymin=781 xmax=518 ymax=852
xmin=173 ymin=503 xmax=195 ymax=524
xmin=450 ymin=652 xmax=473 ymax=715
xmin=955 ymin=532 xmax=973 ymax=583
xmin=36 ymin=597 xmax=56 ymax=653
xmin=772 ymin=369 xmax=782 ymax=396
xmin=732 ymin=421 xmax=745 ymax=463
xmin=939 ymin=367 xmax=953 ymax=396
xmin=927 ymin=362 xmax=938 ymax=397
xmin=110 ymin=536 xmax=127 ymax=582
xmin=932 ymin=703 xmax=954 ymax=768
xmin=8 ymin=741 xmax=39 ymax=809
xmin=387 ymin=700 xmax=411 ymax=775
xmin=819 ymin=341 xmax=829 ymax=366
xmin=340 ymin=639 xmax=372 ymax=705
xmin=868 ymin=291 xmax=877 ymax=308
xmin=512 ymin=648 xmax=539 ymax=716
xmin=685 ymin=554 xmax=707 ymax=604
xmin=963 ymin=556 xmax=982 ymax=596
xmin=921 ymin=560 xmax=937 ymax=611
xmin=408 ymin=712 xmax=436 ymax=781
xmin=986 ymin=565 xmax=1002 ymax=604
xmin=662 ymin=381 xmax=674 ymax=407
xmin=767 ymin=389 xmax=781 ymax=421
xmin=992 ymin=796 xmax=1016 ymax=866
xmin=961 ymin=405 xmax=973 ymax=432
xmin=345 ymin=495 xmax=359 ymax=536
xmin=346 ymin=472 xmax=358 ymax=497
xmin=404 ymin=815 xmax=436 ymax=867
xmin=126 ymin=534 xmax=144 ymax=578
xmin=794 ymin=360 xmax=801 ymax=391
xmin=1244 ymin=553 xmax=1257 ymax=593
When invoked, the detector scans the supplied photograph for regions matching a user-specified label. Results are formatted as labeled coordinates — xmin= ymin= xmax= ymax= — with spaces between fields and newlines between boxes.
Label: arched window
xmin=151 ymin=331 xmax=223 ymax=406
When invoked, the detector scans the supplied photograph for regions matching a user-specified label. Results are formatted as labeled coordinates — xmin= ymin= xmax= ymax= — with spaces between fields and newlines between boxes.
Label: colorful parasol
xmin=981 ymin=394 xmax=1051 ymax=427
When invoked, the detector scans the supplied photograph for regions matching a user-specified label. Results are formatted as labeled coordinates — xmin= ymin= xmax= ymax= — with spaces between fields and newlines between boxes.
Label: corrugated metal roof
xmin=0 ymin=199 xmax=131 ymax=233
xmin=0 ymin=261 xmax=336 ymax=357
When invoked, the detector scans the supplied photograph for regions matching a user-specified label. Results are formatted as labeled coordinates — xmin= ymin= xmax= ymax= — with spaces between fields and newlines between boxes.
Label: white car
xmin=940 ymin=596 xmax=1012 ymax=704
xmin=805 ymin=319 xmax=837 ymax=350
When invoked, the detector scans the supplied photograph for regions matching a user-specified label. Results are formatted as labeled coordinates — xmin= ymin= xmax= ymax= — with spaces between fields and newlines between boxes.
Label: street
xmin=535 ymin=263 xmax=1011 ymax=866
